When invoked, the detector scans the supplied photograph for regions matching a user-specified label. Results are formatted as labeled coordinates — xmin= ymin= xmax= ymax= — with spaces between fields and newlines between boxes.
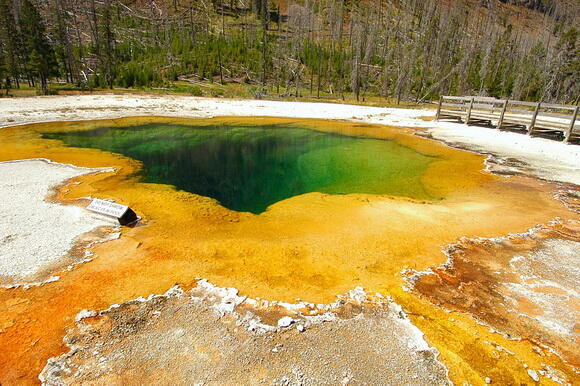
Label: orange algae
xmin=0 ymin=116 xmax=578 ymax=384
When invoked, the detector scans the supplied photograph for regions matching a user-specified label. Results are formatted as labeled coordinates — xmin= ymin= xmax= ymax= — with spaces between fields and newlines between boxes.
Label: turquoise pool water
xmin=44 ymin=123 xmax=438 ymax=213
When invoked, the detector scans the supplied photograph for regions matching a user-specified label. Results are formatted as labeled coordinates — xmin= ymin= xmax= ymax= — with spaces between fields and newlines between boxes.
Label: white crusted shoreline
xmin=0 ymin=94 xmax=578 ymax=185
xmin=0 ymin=159 xmax=117 ymax=284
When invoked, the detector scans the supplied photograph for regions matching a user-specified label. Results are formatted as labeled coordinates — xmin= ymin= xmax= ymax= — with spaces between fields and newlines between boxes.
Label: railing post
xmin=528 ymin=101 xmax=541 ymax=136
xmin=436 ymin=96 xmax=443 ymax=120
xmin=497 ymin=99 xmax=508 ymax=129
xmin=564 ymin=106 xmax=579 ymax=143
xmin=465 ymin=97 xmax=474 ymax=124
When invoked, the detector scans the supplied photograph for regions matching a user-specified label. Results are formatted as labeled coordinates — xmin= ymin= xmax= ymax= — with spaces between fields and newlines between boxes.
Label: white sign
xmin=87 ymin=198 xmax=128 ymax=218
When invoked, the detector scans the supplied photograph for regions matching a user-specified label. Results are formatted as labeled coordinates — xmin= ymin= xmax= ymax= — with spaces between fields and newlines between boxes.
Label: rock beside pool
xmin=277 ymin=316 xmax=294 ymax=328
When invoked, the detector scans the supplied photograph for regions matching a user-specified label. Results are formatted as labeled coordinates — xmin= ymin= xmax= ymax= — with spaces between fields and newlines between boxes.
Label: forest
xmin=0 ymin=0 xmax=578 ymax=104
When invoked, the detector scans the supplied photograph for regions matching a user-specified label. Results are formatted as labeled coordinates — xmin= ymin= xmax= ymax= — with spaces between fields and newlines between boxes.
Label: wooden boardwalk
xmin=436 ymin=96 xmax=580 ymax=143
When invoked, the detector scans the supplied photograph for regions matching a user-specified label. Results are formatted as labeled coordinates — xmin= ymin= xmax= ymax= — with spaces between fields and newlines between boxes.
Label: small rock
xmin=76 ymin=309 xmax=97 ymax=322
xmin=485 ymin=377 xmax=492 ymax=384
xmin=271 ymin=347 xmax=278 ymax=353
xmin=527 ymin=369 xmax=540 ymax=382
xmin=296 ymin=324 xmax=305 ymax=332
xmin=277 ymin=316 xmax=294 ymax=328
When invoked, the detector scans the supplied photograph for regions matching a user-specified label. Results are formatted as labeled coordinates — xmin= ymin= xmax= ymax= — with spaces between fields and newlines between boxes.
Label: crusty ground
xmin=0 ymin=159 xmax=116 ymax=286
xmin=409 ymin=219 xmax=580 ymax=369
xmin=40 ymin=284 xmax=450 ymax=385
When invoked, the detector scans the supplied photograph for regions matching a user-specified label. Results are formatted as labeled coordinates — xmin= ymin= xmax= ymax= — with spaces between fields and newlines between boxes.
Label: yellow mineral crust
xmin=0 ymin=116 xmax=578 ymax=385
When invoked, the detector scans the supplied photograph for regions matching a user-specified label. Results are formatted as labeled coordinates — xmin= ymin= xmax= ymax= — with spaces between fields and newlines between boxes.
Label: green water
xmin=43 ymin=123 xmax=439 ymax=213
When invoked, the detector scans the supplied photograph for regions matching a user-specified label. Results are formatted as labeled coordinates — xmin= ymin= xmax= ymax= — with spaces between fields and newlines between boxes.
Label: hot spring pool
xmin=43 ymin=122 xmax=440 ymax=213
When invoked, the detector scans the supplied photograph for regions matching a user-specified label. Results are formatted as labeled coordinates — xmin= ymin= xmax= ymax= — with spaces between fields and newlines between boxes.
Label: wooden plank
xmin=564 ymin=106 xmax=579 ymax=143
xmin=539 ymin=111 xmax=578 ymax=119
xmin=470 ymin=112 xmax=501 ymax=119
xmin=507 ymin=107 xmax=541 ymax=115
xmin=469 ymin=96 xmax=499 ymax=102
xmin=497 ymin=100 xmax=509 ymax=129
xmin=438 ymin=110 xmax=463 ymax=115
xmin=436 ymin=96 xmax=443 ymax=120
xmin=508 ymin=100 xmax=539 ymax=107
xmin=538 ymin=102 xmax=577 ymax=111
xmin=473 ymin=98 xmax=505 ymax=106
xmin=533 ymin=121 xmax=567 ymax=128
xmin=438 ymin=113 xmax=463 ymax=120
xmin=441 ymin=102 xmax=467 ymax=109
xmin=442 ymin=96 xmax=471 ymax=102
xmin=470 ymin=103 xmax=497 ymax=110
xmin=527 ymin=102 xmax=541 ymax=135
xmin=544 ymin=116 xmax=576 ymax=126
xmin=440 ymin=109 xmax=465 ymax=115
xmin=465 ymin=97 xmax=474 ymax=123
xmin=470 ymin=116 xmax=496 ymax=122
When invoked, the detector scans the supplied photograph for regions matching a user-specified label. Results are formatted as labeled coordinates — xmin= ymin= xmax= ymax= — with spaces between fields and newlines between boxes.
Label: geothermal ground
xmin=0 ymin=95 xmax=579 ymax=385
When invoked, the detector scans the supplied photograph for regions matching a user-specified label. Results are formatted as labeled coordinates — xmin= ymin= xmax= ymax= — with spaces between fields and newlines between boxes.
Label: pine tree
xmin=51 ymin=0 xmax=76 ymax=84
xmin=100 ymin=0 xmax=116 ymax=89
xmin=0 ymin=0 xmax=22 ymax=88
xmin=548 ymin=28 xmax=579 ymax=103
xmin=19 ymin=0 xmax=58 ymax=94
xmin=0 ymin=47 xmax=6 ymax=93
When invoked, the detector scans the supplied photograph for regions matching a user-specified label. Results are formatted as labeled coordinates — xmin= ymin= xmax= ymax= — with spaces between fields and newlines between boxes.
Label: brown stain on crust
xmin=411 ymin=220 xmax=580 ymax=367
xmin=0 ymin=116 xmax=578 ymax=384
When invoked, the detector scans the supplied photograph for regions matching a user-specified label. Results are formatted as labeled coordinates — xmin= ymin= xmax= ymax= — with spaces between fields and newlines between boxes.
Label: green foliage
xmin=89 ymin=73 xmax=106 ymax=89
xmin=189 ymin=86 xmax=203 ymax=96
xmin=552 ymin=27 xmax=579 ymax=102
xmin=249 ymin=86 xmax=266 ymax=99
xmin=19 ymin=0 xmax=58 ymax=94
xmin=0 ymin=0 xmax=21 ymax=87
xmin=117 ymin=63 xmax=160 ymax=88
xmin=99 ymin=0 xmax=116 ymax=89
xmin=0 ymin=48 xmax=6 ymax=92
xmin=1 ymin=0 xmax=577 ymax=103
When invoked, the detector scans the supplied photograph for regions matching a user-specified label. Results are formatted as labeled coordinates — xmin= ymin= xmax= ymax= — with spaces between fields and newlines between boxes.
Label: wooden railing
xmin=435 ymin=96 xmax=579 ymax=143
